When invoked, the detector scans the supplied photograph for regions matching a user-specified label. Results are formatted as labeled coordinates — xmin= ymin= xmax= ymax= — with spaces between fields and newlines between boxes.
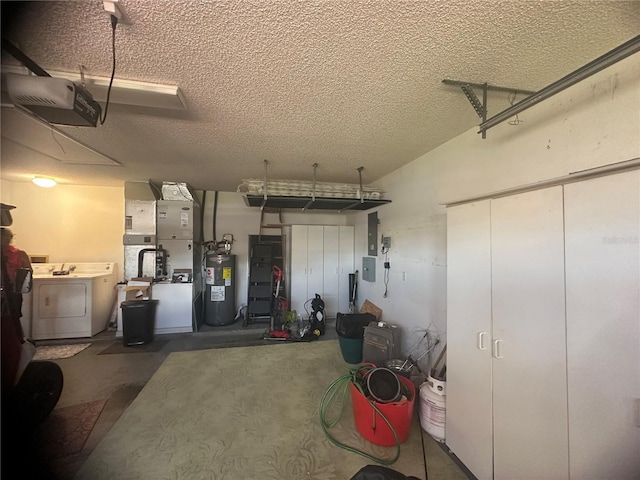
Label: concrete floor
xmin=20 ymin=319 xmax=471 ymax=480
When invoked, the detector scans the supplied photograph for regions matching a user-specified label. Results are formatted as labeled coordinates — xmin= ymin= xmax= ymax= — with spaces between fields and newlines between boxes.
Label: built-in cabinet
xmin=563 ymin=171 xmax=640 ymax=479
xmin=446 ymin=170 xmax=640 ymax=479
xmin=290 ymin=225 xmax=354 ymax=318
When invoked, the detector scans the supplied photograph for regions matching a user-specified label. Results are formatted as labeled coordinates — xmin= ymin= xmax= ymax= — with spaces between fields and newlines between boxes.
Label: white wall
xmin=354 ymin=52 xmax=640 ymax=368
xmin=0 ymin=180 xmax=125 ymax=279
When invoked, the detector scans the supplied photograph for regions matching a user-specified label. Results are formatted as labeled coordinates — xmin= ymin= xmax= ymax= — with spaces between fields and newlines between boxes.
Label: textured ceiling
xmin=1 ymin=0 xmax=639 ymax=191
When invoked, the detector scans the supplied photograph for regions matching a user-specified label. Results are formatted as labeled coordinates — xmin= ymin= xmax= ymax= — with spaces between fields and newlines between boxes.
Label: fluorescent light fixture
xmin=1 ymin=66 xmax=186 ymax=110
xmin=48 ymin=70 xmax=187 ymax=110
xmin=33 ymin=176 xmax=57 ymax=188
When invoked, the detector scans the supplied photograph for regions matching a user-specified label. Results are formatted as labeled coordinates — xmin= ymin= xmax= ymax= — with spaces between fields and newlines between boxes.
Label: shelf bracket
xmin=302 ymin=163 xmax=319 ymax=211
xmin=443 ymin=79 xmax=536 ymax=139
xmin=357 ymin=166 xmax=365 ymax=204
xmin=261 ymin=159 xmax=269 ymax=210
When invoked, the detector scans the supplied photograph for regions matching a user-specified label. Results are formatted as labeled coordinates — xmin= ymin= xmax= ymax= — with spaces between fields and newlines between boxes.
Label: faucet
xmin=69 ymin=265 xmax=76 ymax=272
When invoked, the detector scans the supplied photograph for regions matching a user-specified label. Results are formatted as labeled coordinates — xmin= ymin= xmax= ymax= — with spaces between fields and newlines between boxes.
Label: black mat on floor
xmin=97 ymin=339 xmax=169 ymax=355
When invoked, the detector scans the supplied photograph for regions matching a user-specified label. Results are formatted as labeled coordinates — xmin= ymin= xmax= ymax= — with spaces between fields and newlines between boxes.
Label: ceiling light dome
xmin=33 ymin=177 xmax=57 ymax=188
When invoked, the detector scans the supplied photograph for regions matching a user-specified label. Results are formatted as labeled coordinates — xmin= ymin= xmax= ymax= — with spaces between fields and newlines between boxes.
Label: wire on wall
xmin=383 ymin=250 xmax=390 ymax=298
xmin=99 ymin=14 xmax=118 ymax=125
xmin=381 ymin=236 xmax=390 ymax=298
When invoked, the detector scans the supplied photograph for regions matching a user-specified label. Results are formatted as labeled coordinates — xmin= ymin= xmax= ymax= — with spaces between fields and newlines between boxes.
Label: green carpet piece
xmin=75 ymin=339 xmax=426 ymax=479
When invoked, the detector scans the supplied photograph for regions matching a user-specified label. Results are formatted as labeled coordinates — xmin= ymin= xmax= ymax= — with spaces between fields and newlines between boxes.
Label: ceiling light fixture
xmin=32 ymin=176 xmax=57 ymax=188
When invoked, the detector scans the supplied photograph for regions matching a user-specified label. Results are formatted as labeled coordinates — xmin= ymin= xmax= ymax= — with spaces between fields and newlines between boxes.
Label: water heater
xmin=204 ymin=254 xmax=236 ymax=326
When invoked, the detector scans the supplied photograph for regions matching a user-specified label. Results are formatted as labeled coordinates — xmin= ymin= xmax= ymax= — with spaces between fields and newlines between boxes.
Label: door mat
xmin=38 ymin=399 xmax=106 ymax=459
xmin=33 ymin=343 xmax=91 ymax=360
xmin=97 ymin=339 xmax=169 ymax=355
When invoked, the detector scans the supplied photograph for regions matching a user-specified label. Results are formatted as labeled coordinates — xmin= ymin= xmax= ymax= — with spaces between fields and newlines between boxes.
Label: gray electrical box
xmin=362 ymin=257 xmax=376 ymax=282
xmin=368 ymin=212 xmax=378 ymax=256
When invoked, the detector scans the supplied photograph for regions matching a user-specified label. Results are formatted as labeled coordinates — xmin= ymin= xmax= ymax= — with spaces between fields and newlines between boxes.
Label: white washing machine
xmin=30 ymin=262 xmax=118 ymax=340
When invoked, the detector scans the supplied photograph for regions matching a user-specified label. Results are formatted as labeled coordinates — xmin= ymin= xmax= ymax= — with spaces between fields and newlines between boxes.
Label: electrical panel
xmin=368 ymin=212 xmax=378 ymax=256
xmin=362 ymin=257 xmax=376 ymax=282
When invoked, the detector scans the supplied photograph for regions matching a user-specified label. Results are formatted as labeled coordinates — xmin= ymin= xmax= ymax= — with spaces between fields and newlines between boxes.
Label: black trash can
xmin=120 ymin=300 xmax=158 ymax=346
xmin=336 ymin=313 xmax=376 ymax=363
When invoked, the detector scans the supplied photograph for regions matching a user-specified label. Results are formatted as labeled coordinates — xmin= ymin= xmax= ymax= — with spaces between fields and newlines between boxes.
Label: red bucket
xmin=350 ymin=374 xmax=416 ymax=446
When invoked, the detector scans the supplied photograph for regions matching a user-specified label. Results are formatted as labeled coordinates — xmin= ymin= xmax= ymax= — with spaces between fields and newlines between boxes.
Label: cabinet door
xmin=323 ymin=226 xmax=339 ymax=317
xmin=446 ymin=200 xmax=493 ymax=480
xmin=38 ymin=283 xmax=87 ymax=318
xmin=290 ymin=225 xmax=309 ymax=314
xmin=564 ymin=170 xmax=640 ymax=479
xmin=491 ymin=186 xmax=568 ymax=479
xmin=306 ymin=225 xmax=324 ymax=307
xmin=338 ymin=226 xmax=355 ymax=314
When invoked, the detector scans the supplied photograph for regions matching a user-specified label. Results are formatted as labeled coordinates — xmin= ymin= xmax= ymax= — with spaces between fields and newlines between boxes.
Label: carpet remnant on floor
xmin=75 ymin=340 xmax=426 ymax=480
xmin=39 ymin=399 xmax=107 ymax=459
xmin=33 ymin=343 xmax=91 ymax=360
xmin=97 ymin=339 xmax=169 ymax=355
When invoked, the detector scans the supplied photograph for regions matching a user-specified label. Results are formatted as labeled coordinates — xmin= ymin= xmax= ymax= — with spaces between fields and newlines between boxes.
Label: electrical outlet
xmin=402 ymin=271 xmax=406 ymax=282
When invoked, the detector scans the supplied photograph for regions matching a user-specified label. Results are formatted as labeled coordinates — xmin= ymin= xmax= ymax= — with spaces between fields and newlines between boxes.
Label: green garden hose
xmin=319 ymin=365 xmax=401 ymax=465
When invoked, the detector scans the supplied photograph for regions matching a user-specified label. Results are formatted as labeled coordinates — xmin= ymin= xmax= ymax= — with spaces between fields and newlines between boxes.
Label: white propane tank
xmin=419 ymin=375 xmax=446 ymax=442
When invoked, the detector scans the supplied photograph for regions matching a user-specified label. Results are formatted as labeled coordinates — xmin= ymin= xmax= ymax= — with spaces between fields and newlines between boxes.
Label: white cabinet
xmin=291 ymin=225 xmax=324 ymax=315
xmin=491 ymin=187 xmax=568 ymax=479
xmin=446 ymin=173 xmax=640 ymax=479
xmin=446 ymin=200 xmax=493 ymax=479
xmin=564 ymin=170 xmax=640 ymax=479
xmin=446 ymin=186 xmax=568 ymax=480
xmin=290 ymin=225 xmax=354 ymax=317
xmin=337 ymin=225 xmax=355 ymax=313
xmin=152 ymin=282 xmax=193 ymax=334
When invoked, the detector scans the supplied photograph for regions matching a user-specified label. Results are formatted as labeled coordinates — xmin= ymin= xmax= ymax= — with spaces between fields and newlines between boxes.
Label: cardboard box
xmin=359 ymin=299 xmax=382 ymax=321
xmin=125 ymin=277 xmax=153 ymax=300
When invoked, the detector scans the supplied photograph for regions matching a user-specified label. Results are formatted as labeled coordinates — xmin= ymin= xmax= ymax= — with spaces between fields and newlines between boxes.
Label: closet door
xmin=338 ymin=226 xmax=355 ymax=314
xmin=290 ymin=225 xmax=309 ymax=314
xmin=446 ymin=200 xmax=493 ymax=480
xmin=323 ymin=226 xmax=340 ymax=317
xmin=564 ymin=170 xmax=640 ymax=479
xmin=491 ymin=186 xmax=568 ymax=479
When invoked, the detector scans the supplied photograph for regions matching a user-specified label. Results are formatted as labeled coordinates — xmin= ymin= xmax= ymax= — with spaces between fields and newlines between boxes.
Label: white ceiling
xmin=1 ymin=0 xmax=639 ymax=192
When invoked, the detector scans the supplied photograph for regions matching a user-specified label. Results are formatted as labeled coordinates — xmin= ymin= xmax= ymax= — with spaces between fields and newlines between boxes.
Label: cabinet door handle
xmin=493 ymin=339 xmax=503 ymax=359
xmin=636 ymin=399 xmax=640 ymax=428
xmin=477 ymin=332 xmax=487 ymax=350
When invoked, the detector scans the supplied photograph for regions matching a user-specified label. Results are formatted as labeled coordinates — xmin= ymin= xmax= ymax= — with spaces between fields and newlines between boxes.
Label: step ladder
xmin=259 ymin=208 xmax=286 ymax=281
xmin=244 ymin=208 xmax=287 ymax=327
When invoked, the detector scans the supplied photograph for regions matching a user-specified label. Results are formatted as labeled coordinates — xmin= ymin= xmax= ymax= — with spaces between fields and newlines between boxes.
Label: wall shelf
xmin=243 ymin=194 xmax=391 ymax=211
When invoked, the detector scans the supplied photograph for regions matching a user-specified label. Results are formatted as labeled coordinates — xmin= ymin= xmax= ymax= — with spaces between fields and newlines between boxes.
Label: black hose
xmin=212 ymin=191 xmax=218 ymax=244
xmin=137 ymin=248 xmax=167 ymax=279
xmin=200 ymin=190 xmax=206 ymax=246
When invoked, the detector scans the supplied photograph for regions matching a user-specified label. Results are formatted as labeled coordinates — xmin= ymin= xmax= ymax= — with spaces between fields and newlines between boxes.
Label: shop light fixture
xmin=32 ymin=176 xmax=57 ymax=188
xmin=1 ymin=66 xmax=186 ymax=111
xmin=48 ymin=70 xmax=187 ymax=111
